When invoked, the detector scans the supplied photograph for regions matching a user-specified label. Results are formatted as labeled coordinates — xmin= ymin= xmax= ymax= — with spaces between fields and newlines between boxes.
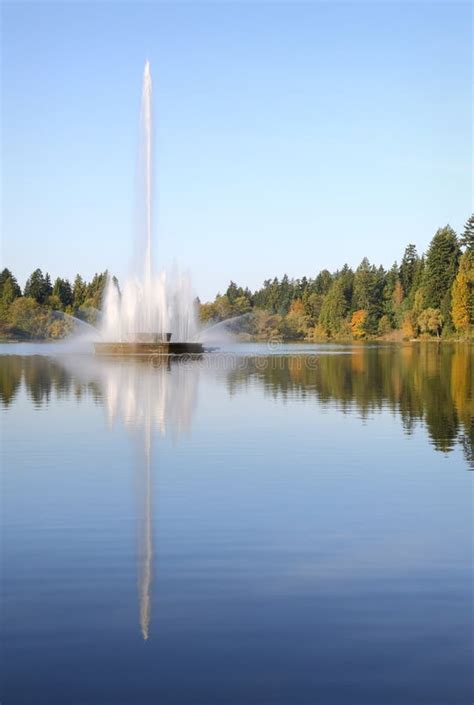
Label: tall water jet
xmin=98 ymin=61 xmax=202 ymax=354
xmin=142 ymin=60 xmax=153 ymax=333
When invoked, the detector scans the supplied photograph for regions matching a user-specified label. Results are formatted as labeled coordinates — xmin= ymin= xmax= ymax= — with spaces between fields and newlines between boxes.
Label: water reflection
xmin=139 ymin=416 xmax=153 ymax=641
xmin=75 ymin=357 xmax=198 ymax=640
xmin=2 ymin=346 xmax=472 ymax=705
xmin=1 ymin=345 xmax=472 ymax=639
xmin=1 ymin=345 xmax=472 ymax=457
xmin=0 ymin=354 xmax=200 ymax=639
xmin=223 ymin=345 xmax=473 ymax=463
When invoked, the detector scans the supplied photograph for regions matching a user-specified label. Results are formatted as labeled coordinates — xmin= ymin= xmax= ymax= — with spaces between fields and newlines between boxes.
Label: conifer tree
xmin=0 ymin=269 xmax=21 ymax=300
xmin=461 ymin=214 xmax=474 ymax=251
xmin=319 ymin=279 xmax=347 ymax=335
xmin=24 ymin=269 xmax=50 ymax=304
xmin=399 ymin=244 xmax=418 ymax=297
xmin=53 ymin=278 xmax=73 ymax=308
xmin=73 ymin=275 xmax=87 ymax=308
xmin=44 ymin=273 xmax=53 ymax=298
xmin=423 ymin=226 xmax=460 ymax=310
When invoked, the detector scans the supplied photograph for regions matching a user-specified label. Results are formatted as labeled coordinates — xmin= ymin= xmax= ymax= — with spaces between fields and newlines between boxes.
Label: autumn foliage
xmin=451 ymin=252 xmax=472 ymax=333
xmin=350 ymin=309 xmax=368 ymax=338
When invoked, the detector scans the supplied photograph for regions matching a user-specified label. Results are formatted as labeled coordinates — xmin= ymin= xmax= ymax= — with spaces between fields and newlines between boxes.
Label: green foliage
xmin=195 ymin=215 xmax=473 ymax=342
xmin=24 ymin=269 xmax=52 ymax=304
xmin=8 ymin=297 xmax=50 ymax=338
xmin=199 ymin=286 xmax=252 ymax=325
xmin=314 ymin=269 xmax=333 ymax=294
xmin=382 ymin=264 xmax=403 ymax=328
xmin=423 ymin=226 xmax=460 ymax=310
xmin=451 ymin=251 xmax=474 ymax=332
xmin=225 ymin=281 xmax=251 ymax=306
xmin=223 ymin=345 xmax=473 ymax=462
xmin=47 ymin=294 xmax=63 ymax=311
xmin=277 ymin=299 xmax=309 ymax=339
xmin=84 ymin=272 xmax=108 ymax=309
xmin=399 ymin=244 xmax=419 ymax=298
xmin=319 ymin=279 xmax=347 ymax=336
xmin=461 ymin=213 xmax=474 ymax=252
xmin=0 ymin=268 xmax=110 ymax=340
xmin=73 ymin=274 xmax=87 ymax=308
xmin=418 ymin=308 xmax=443 ymax=337
xmin=302 ymin=291 xmax=323 ymax=322
xmin=335 ymin=264 xmax=354 ymax=311
xmin=1 ymin=216 xmax=473 ymax=342
xmin=53 ymin=278 xmax=73 ymax=308
xmin=352 ymin=259 xmax=385 ymax=332
xmin=0 ymin=269 xmax=21 ymax=301
xmin=378 ymin=314 xmax=392 ymax=336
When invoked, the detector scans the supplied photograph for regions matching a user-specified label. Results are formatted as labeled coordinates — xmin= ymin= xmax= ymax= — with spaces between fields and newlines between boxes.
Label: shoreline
xmin=1 ymin=336 xmax=472 ymax=346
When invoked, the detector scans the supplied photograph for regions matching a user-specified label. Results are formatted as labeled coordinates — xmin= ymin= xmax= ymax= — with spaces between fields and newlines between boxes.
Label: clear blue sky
xmin=2 ymin=1 xmax=472 ymax=301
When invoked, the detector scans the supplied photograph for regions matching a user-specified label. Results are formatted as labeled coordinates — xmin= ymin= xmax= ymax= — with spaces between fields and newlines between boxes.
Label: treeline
xmin=1 ymin=215 xmax=473 ymax=342
xmin=200 ymin=216 xmax=474 ymax=341
xmin=0 ymin=269 xmax=109 ymax=339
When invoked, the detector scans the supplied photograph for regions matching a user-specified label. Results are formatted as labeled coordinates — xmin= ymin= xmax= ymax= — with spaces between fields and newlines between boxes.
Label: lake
xmin=1 ymin=342 xmax=472 ymax=705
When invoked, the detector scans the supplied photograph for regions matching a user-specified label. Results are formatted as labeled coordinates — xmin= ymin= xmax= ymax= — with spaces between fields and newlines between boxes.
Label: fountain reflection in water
xmin=62 ymin=355 xmax=199 ymax=639
xmin=101 ymin=61 xmax=198 ymax=344
xmin=138 ymin=417 xmax=153 ymax=641
xmin=99 ymin=357 xmax=199 ymax=640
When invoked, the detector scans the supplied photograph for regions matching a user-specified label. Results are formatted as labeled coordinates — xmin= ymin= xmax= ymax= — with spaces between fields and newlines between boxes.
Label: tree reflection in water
xmin=1 ymin=344 xmax=472 ymax=637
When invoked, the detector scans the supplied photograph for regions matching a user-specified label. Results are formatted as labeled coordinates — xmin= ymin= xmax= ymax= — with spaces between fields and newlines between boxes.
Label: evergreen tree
xmin=0 ymin=274 xmax=21 ymax=320
xmin=85 ymin=272 xmax=107 ymax=308
xmin=53 ymin=278 xmax=73 ymax=308
xmin=383 ymin=262 xmax=401 ymax=326
xmin=461 ymin=214 xmax=474 ymax=251
xmin=1 ymin=277 xmax=17 ymax=306
xmin=278 ymin=274 xmax=293 ymax=315
xmin=352 ymin=259 xmax=385 ymax=332
xmin=399 ymin=244 xmax=419 ymax=297
xmin=319 ymin=279 xmax=347 ymax=335
xmin=296 ymin=276 xmax=309 ymax=299
xmin=353 ymin=258 xmax=372 ymax=310
xmin=336 ymin=265 xmax=354 ymax=312
xmin=314 ymin=270 xmax=332 ymax=295
xmin=226 ymin=281 xmax=243 ymax=304
xmin=252 ymin=279 xmax=269 ymax=310
xmin=0 ymin=269 xmax=21 ymax=300
xmin=411 ymin=255 xmax=425 ymax=297
xmin=73 ymin=274 xmax=87 ymax=308
xmin=266 ymin=278 xmax=280 ymax=313
xmin=24 ymin=269 xmax=50 ymax=304
xmin=44 ymin=273 xmax=53 ymax=298
xmin=303 ymin=291 xmax=323 ymax=322
xmin=423 ymin=226 xmax=460 ymax=310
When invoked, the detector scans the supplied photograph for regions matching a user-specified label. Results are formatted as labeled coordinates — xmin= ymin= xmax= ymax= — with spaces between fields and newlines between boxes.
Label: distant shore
xmin=1 ymin=333 xmax=472 ymax=346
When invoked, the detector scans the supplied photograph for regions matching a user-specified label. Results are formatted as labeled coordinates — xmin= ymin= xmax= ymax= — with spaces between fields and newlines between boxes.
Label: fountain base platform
xmin=94 ymin=342 xmax=204 ymax=357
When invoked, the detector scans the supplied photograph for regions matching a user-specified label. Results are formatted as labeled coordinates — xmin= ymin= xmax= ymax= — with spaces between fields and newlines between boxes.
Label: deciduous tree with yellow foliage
xmin=451 ymin=252 xmax=473 ymax=333
xmin=350 ymin=309 xmax=368 ymax=338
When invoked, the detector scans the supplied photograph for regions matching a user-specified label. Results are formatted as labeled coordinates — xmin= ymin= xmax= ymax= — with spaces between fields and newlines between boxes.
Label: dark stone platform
xmin=94 ymin=341 xmax=204 ymax=356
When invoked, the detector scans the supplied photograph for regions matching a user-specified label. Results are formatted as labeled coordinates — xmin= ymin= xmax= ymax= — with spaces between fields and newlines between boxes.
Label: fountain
xmin=95 ymin=61 xmax=204 ymax=357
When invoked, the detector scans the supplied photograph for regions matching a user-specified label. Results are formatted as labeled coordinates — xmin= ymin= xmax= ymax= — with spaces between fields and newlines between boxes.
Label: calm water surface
xmin=1 ymin=343 xmax=473 ymax=705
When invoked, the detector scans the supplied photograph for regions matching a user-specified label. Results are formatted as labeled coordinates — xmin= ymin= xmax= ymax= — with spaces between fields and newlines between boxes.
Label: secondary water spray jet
xmin=96 ymin=61 xmax=203 ymax=356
